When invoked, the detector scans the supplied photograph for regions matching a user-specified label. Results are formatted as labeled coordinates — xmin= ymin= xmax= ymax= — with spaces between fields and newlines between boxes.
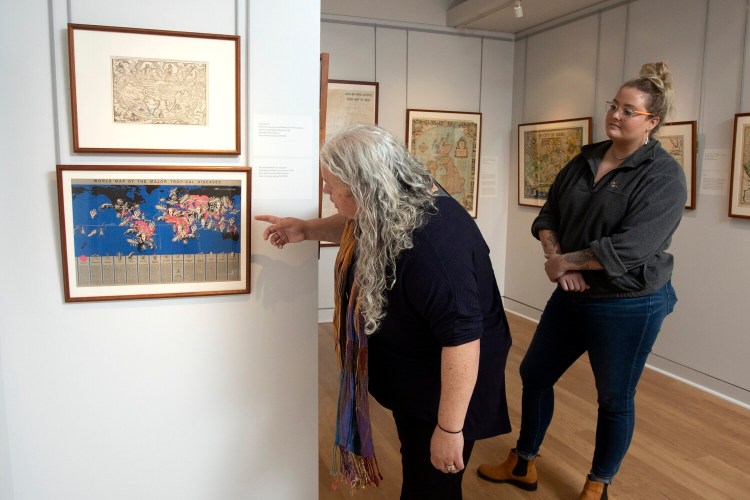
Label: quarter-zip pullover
xmin=531 ymin=139 xmax=687 ymax=297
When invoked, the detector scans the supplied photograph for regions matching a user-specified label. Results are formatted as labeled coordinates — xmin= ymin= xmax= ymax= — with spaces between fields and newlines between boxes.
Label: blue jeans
xmin=516 ymin=282 xmax=677 ymax=481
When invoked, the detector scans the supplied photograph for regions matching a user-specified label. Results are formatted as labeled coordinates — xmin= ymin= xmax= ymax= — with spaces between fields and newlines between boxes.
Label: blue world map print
xmin=70 ymin=182 xmax=242 ymax=258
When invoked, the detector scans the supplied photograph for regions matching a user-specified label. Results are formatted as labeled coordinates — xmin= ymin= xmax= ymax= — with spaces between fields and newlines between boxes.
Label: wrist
xmin=560 ymin=253 xmax=575 ymax=272
xmin=437 ymin=422 xmax=463 ymax=434
xmin=560 ymin=255 xmax=570 ymax=272
xmin=300 ymin=219 xmax=311 ymax=241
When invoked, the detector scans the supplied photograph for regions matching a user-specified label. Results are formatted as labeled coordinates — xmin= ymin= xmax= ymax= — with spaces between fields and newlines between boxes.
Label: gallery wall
xmin=318 ymin=16 xmax=515 ymax=320
xmin=0 ymin=356 xmax=10 ymax=500
xmin=504 ymin=0 xmax=750 ymax=406
xmin=0 ymin=0 xmax=321 ymax=499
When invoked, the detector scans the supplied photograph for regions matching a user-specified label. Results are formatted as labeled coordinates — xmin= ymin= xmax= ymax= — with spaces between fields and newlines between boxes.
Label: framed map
xmin=320 ymin=80 xmax=379 ymax=246
xmin=655 ymin=121 xmax=697 ymax=209
xmin=407 ymin=109 xmax=481 ymax=217
xmin=68 ymin=24 xmax=240 ymax=154
xmin=56 ymin=165 xmax=251 ymax=302
xmin=729 ymin=113 xmax=750 ymax=219
xmin=518 ymin=117 xmax=592 ymax=207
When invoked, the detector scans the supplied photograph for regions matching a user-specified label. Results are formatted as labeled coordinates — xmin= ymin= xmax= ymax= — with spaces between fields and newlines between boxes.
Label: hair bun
xmin=639 ymin=61 xmax=672 ymax=92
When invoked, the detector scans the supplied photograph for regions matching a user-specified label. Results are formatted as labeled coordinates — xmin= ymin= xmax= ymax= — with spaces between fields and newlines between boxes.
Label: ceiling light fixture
xmin=514 ymin=0 xmax=524 ymax=18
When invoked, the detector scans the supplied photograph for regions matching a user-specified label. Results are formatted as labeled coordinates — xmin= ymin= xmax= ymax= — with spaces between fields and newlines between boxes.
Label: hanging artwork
xmin=406 ymin=109 xmax=482 ymax=218
xmin=518 ymin=117 xmax=592 ymax=207
xmin=68 ymin=24 xmax=240 ymax=154
xmin=729 ymin=112 xmax=750 ymax=219
xmin=319 ymin=80 xmax=379 ymax=246
xmin=319 ymin=53 xmax=330 ymax=149
xmin=654 ymin=121 xmax=697 ymax=209
xmin=56 ymin=165 xmax=251 ymax=301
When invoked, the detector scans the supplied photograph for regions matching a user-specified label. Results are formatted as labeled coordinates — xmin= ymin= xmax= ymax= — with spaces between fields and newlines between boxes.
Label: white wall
xmin=504 ymin=0 xmax=750 ymax=406
xmin=318 ymin=17 xmax=514 ymax=321
xmin=0 ymin=351 xmax=11 ymax=500
xmin=0 ymin=1 xmax=320 ymax=499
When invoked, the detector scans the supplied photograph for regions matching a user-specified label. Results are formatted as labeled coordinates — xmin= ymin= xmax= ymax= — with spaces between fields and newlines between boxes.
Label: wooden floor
xmin=318 ymin=312 xmax=750 ymax=499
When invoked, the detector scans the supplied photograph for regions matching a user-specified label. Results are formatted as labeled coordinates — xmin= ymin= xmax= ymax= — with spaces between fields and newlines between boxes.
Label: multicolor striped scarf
xmin=330 ymin=220 xmax=383 ymax=491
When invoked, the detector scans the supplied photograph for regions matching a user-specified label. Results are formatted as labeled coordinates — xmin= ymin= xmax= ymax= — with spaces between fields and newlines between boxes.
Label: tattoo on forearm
xmin=541 ymin=232 xmax=561 ymax=254
xmin=563 ymin=248 xmax=599 ymax=269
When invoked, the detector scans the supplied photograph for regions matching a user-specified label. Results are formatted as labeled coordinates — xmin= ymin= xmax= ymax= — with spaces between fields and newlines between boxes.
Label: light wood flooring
xmin=318 ymin=312 xmax=750 ymax=499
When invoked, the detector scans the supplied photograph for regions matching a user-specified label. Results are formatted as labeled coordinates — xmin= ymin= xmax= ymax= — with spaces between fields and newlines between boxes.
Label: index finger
xmin=255 ymin=214 xmax=279 ymax=224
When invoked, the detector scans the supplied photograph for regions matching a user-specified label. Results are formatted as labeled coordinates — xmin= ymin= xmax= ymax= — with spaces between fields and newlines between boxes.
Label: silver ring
xmin=445 ymin=464 xmax=456 ymax=472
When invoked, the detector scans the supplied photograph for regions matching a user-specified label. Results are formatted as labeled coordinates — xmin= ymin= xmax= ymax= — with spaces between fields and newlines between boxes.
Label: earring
xmin=644 ymin=131 xmax=650 ymax=145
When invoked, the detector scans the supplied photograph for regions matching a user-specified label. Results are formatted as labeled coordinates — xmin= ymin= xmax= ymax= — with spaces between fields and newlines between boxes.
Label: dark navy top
xmin=367 ymin=195 xmax=512 ymax=441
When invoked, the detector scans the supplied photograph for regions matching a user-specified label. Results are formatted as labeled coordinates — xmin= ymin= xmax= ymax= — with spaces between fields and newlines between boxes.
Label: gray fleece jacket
xmin=531 ymin=139 xmax=687 ymax=297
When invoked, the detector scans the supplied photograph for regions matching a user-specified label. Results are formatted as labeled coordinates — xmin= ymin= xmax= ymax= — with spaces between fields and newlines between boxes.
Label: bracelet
xmin=437 ymin=422 xmax=463 ymax=434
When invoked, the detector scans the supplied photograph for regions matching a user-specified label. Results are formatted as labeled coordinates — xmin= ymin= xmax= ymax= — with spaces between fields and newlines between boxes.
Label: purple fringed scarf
xmin=331 ymin=221 xmax=382 ymax=491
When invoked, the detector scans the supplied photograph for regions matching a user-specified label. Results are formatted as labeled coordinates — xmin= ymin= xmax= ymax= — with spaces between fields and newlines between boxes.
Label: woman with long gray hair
xmin=257 ymin=125 xmax=511 ymax=499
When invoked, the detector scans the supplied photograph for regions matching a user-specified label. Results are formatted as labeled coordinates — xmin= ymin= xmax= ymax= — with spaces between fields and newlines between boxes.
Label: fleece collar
xmin=582 ymin=139 xmax=660 ymax=170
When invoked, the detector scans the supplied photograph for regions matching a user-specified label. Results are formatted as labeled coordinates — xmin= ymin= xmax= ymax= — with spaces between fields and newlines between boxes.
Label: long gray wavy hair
xmin=320 ymin=125 xmax=436 ymax=335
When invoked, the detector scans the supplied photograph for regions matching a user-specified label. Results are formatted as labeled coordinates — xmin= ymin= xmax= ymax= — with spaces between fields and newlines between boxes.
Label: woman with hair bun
xmin=477 ymin=62 xmax=686 ymax=499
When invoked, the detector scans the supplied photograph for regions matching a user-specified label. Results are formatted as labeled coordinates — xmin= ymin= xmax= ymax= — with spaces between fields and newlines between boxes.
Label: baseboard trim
xmin=503 ymin=298 xmax=543 ymax=322
xmin=646 ymin=357 xmax=750 ymax=410
xmin=318 ymin=308 xmax=333 ymax=324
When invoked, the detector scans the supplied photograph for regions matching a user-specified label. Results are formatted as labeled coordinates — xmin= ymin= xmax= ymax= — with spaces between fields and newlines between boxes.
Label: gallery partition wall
xmin=0 ymin=0 xmax=321 ymax=499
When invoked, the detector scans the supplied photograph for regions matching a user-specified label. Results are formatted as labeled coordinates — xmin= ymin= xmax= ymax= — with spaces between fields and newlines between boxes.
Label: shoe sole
xmin=476 ymin=469 xmax=538 ymax=491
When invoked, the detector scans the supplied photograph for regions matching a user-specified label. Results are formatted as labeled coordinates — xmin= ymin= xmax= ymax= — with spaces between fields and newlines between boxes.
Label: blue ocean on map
xmin=70 ymin=183 xmax=242 ymax=258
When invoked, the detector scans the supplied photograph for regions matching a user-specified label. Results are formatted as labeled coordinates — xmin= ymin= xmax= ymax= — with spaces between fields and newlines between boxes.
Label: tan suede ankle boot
xmin=476 ymin=449 xmax=538 ymax=491
xmin=579 ymin=477 xmax=609 ymax=499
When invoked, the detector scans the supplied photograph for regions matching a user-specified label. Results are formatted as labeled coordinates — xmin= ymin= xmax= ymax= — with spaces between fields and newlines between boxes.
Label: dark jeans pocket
xmin=665 ymin=281 xmax=677 ymax=315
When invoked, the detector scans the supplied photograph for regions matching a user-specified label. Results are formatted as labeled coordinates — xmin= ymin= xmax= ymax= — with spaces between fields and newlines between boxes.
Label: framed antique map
xmin=518 ymin=117 xmax=592 ymax=207
xmin=319 ymin=80 xmax=379 ymax=246
xmin=406 ymin=109 xmax=481 ymax=217
xmin=56 ymin=165 xmax=251 ymax=302
xmin=655 ymin=121 xmax=697 ymax=209
xmin=323 ymin=80 xmax=379 ymax=145
xmin=68 ymin=24 xmax=240 ymax=154
xmin=729 ymin=112 xmax=750 ymax=219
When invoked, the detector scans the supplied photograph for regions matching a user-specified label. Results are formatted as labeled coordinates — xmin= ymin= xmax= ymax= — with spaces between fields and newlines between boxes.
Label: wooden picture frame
xmin=68 ymin=23 xmax=240 ymax=154
xmin=406 ymin=109 xmax=482 ymax=217
xmin=319 ymin=53 xmax=330 ymax=150
xmin=518 ymin=117 xmax=592 ymax=207
xmin=56 ymin=165 xmax=251 ymax=302
xmin=319 ymin=80 xmax=379 ymax=246
xmin=655 ymin=121 xmax=697 ymax=209
xmin=729 ymin=112 xmax=750 ymax=219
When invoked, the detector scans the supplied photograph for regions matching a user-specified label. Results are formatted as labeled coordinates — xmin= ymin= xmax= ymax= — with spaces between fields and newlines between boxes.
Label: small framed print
xmin=518 ymin=117 xmax=592 ymax=207
xmin=319 ymin=80 xmax=379 ymax=246
xmin=323 ymin=80 xmax=379 ymax=146
xmin=68 ymin=23 xmax=240 ymax=154
xmin=56 ymin=165 xmax=251 ymax=302
xmin=729 ymin=113 xmax=750 ymax=219
xmin=655 ymin=121 xmax=697 ymax=209
xmin=406 ymin=109 xmax=481 ymax=217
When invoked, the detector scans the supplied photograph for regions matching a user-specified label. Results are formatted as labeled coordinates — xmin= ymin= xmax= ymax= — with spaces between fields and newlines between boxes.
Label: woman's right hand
xmin=255 ymin=215 xmax=307 ymax=249
xmin=557 ymin=271 xmax=589 ymax=292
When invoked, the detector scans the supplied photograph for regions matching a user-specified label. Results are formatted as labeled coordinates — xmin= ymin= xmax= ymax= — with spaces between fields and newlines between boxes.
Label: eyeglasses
xmin=605 ymin=101 xmax=654 ymax=119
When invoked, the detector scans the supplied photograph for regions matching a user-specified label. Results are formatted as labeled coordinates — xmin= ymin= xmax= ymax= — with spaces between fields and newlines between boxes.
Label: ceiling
xmin=447 ymin=0 xmax=618 ymax=34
